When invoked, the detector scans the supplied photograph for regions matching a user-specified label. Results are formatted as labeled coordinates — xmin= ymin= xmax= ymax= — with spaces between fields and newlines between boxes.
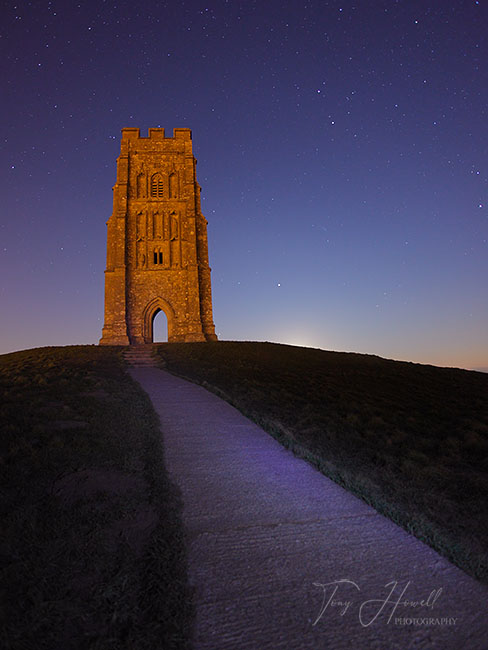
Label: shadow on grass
xmin=154 ymin=340 xmax=488 ymax=584
xmin=0 ymin=345 xmax=192 ymax=649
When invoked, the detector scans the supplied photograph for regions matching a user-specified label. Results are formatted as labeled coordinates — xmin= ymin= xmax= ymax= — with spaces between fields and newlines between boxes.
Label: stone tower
xmin=99 ymin=127 xmax=218 ymax=345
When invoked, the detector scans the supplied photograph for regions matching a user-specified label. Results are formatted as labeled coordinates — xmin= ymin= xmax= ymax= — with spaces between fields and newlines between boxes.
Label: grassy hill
xmin=0 ymin=346 xmax=192 ymax=649
xmin=154 ymin=340 xmax=488 ymax=583
xmin=2 ymin=340 xmax=487 ymax=647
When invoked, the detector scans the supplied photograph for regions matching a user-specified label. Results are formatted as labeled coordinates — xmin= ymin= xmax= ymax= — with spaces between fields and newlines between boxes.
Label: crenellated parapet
xmin=120 ymin=127 xmax=192 ymax=141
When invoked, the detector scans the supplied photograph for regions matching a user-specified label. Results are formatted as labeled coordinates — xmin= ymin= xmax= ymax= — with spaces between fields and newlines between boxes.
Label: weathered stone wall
xmin=100 ymin=127 xmax=217 ymax=345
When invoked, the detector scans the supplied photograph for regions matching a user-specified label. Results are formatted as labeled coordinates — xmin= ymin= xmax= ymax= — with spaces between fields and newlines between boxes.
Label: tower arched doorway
xmin=142 ymin=297 xmax=175 ymax=343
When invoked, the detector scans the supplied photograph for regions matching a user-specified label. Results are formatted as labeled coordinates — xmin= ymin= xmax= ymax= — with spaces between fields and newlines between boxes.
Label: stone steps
xmin=122 ymin=346 xmax=159 ymax=367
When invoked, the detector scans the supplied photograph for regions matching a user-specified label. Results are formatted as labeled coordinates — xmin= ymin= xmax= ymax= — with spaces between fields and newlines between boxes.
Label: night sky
xmin=1 ymin=1 xmax=487 ymax=370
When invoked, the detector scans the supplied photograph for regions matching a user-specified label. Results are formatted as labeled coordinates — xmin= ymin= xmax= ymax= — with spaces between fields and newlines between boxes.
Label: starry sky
xmin=1 ymin=0 xmax=487 ymax=370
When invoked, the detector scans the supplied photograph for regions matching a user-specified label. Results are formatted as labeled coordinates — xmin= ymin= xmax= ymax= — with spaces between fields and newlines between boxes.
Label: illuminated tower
xmin=100 ymin=127 xmax=218 ymax=344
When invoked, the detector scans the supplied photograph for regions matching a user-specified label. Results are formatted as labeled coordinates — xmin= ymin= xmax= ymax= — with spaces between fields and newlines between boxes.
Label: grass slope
xmin=0 ymin=345 xmax=192 ymax=649
xmin=155 ymin=340 xmax=488 ymax=583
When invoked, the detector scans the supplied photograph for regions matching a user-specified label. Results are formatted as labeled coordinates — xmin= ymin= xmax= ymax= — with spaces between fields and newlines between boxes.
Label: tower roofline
xmin=121 ymin=127 xmax=192 ymax=141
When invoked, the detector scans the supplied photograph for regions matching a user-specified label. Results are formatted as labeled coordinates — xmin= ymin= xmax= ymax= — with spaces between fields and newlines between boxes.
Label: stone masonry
xmin=99 ymin=127 xmax=218 ymax=344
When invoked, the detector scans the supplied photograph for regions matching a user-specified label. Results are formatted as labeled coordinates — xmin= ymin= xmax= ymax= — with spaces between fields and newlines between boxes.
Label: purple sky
xmin=1 ymin=1 xmax=487 ymax=370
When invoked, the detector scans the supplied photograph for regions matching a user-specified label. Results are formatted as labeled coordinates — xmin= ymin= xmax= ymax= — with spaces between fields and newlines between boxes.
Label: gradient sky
xmin=1 ymin=0 xmax=487 ymax=369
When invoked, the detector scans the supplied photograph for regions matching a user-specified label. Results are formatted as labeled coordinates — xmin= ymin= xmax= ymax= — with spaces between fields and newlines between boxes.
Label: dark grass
xmin=155 ymin=340 xmax=488 ymax=583
xmin=0 ymin=345 xmax=192 ymax=649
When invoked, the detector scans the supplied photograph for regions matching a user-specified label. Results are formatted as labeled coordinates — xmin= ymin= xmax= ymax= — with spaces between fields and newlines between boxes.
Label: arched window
xmin=150 ymin=173 xmax=164 ymax=198
xmin=170 ymin=212 xmax=179 ymax=240
xmin=137 ymin=173 xmax=145 ymax=198
xmin=169 ymin=172 xmax=178 ymax=198
xmin=153 ymin=248 xmax=163 ymax=265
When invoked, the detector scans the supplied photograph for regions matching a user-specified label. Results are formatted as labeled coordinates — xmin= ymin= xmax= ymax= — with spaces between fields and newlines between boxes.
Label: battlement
xmin=121 ymin=127 xmax=192 ymax=141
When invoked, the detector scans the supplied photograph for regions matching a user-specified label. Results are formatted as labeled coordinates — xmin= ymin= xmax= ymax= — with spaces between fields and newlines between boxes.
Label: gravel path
xmin=130 ymin=367 xmax=488 ymax=650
